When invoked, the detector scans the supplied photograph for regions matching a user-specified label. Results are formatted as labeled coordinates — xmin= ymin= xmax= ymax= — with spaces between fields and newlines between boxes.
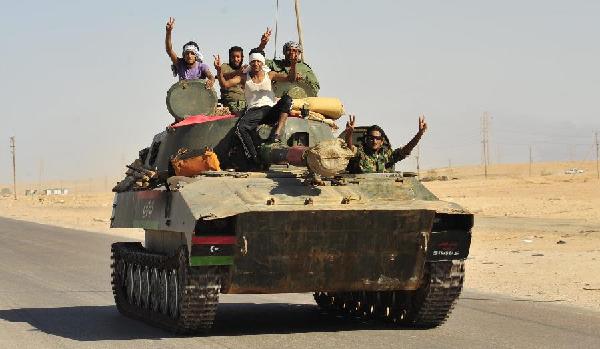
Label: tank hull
xmin=111 ymin=184 xmax=472 ymax=294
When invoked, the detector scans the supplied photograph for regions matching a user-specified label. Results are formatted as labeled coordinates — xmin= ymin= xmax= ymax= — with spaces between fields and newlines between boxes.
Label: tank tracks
xmin=313 ymin=260 xmax=465 ymax=328
xmin=110 ymin=242 xmax=221 ymax=334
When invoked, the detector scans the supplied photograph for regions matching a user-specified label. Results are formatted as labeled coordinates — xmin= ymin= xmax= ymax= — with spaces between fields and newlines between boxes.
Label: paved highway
xmin=1 ymin=217 xmax=599 ymax=349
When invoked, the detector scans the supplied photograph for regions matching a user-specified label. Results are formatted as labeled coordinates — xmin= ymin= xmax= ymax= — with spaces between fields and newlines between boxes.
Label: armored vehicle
xmin=110 ymin=80 xmax=473 ymax=333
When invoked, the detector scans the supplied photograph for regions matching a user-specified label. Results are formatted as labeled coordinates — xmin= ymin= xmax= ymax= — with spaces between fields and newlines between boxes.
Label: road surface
xmin=0 ymin=217 xmax=599 ymax=349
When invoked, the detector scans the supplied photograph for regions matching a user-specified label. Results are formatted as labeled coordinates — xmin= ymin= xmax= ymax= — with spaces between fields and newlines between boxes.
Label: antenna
xmin=273 ymin=0 xmax=279 ymax=59
xmin=10 ymin=137 xmax=17 ymax=200
xmin=294 ymin=0 xmax=305 ymax=61
xmin=416 ymin=144 xmax=421 ymax=177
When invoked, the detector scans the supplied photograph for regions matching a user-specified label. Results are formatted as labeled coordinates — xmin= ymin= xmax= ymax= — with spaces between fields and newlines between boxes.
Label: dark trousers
xmin=235 ymin=95 xmax=292 ymax=162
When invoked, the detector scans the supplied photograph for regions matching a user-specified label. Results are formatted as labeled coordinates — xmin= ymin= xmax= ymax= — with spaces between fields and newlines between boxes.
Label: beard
xmin=229 ymin=60 xmax=242 ymax=70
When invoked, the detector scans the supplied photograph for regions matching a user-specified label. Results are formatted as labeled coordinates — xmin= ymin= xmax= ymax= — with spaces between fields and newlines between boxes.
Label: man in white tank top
xmin=214 ymin=49 xmax=297 ymax=165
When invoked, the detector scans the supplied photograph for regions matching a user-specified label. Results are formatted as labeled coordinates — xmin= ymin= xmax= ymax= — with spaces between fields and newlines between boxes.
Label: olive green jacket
xmin=266 ymin=59 xmax=320 ymax=94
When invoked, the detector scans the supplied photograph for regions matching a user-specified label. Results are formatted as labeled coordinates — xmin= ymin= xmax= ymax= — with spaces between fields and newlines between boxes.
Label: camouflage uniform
xmin=219 ymin=63 xmax=246 ymax=114
xmin=349 ymin=146 xmax=409 ymax=173
xmin=266 ymin=59 xmax=320 ymax=95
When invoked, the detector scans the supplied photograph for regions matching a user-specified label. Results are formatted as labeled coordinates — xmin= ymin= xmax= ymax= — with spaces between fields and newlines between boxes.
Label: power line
xmin=493 ymin=127 xmax=591 ymax=140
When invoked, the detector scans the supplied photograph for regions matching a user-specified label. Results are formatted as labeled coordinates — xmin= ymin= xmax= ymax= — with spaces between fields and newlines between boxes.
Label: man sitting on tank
xmin=255 ymin=28 xmax=320 ymax=95
xmin=165 ymin=17 xmax=215 ymax=88
xmin=345 ymin=115 xmax=428 ymax=173
xmin=214 ymin=49 xmax=297 ymax=165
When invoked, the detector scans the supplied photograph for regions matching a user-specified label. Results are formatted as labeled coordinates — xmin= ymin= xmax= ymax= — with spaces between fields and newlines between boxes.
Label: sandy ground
xmin=1 ymin=160 xmax=599 ymax=311
xmin=424 ymin=161 xmax=600 ymax=311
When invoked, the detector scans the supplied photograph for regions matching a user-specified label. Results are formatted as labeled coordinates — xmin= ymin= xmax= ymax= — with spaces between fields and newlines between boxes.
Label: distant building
xmin=1 ymin=188 xmax=12 ymax=197
xmin=43 ymin=188 xmax=69 ymax=195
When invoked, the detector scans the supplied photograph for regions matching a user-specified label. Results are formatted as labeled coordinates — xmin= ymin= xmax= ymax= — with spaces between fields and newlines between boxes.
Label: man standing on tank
xmin=165 ymin=17 xmax=215 ymax=88
xmin=216 ymin=46 xmax=247 ymax=115
xmin=256 ymin=28 xmax=320 ymax=95
xmin=213 ymin=29 xmax=272 ymax=115
xmin=345 ymin=115 xmax=428 ymax=173
xmin=214 ymin=49 xmax=297 ymax=165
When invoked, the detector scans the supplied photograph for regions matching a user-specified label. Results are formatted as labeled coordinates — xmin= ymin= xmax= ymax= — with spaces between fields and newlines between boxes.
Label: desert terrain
xmin=1 ymin=160 xmax=599 ymax=311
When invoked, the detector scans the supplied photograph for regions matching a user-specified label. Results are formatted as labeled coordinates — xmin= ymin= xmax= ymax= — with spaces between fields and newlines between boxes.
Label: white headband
xmin=249 ymin=52 xmax=265 ymax=64
xmin=183 ymin=45 xmax=203 ymax=62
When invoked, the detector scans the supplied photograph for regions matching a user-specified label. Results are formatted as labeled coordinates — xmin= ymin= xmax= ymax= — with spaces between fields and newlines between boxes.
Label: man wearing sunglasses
xmin=345 ymin=115 xmax=428 ymax=173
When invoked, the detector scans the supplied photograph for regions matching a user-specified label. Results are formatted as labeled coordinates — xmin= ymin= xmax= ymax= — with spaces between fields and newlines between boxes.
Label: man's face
xmin=284 ymin=48 xmax=300 ymax=62
xmin=229 ymin=51 xmax=243 ymax=69
xmin=250 ymin=60 xmax=263 ymax=73
xmin=365 ymin=130 xmax=384 ymax=151
xmin=183 ymin=50 xmax=197 ymax=65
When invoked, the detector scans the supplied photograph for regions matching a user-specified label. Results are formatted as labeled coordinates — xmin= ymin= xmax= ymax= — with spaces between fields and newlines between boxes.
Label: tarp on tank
xmin=171 ymin=114 xmax=236 ymax=128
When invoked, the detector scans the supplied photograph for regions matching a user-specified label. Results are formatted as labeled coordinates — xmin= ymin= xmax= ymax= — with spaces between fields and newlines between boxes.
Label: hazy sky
xmin=1 ymin=0 xmax=599 ymax=184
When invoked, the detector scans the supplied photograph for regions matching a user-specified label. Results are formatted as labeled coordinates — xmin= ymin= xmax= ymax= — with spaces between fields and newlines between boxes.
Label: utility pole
xmin=529 ymin=145 xmax=532 ymax=177
xmin=38 ymin=158 xmax=44 ymax=192
xmin=481 ymin=113 xmax=490 ymax=178
xmin=10 ymin=137 xmax=17 ymax=200
xmin=595 ymin=131 xmax=599 ymax=180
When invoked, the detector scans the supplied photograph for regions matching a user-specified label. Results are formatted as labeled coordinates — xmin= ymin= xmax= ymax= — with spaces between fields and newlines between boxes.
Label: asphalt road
xmin=1 ymin=217 xmax=599 ymax=349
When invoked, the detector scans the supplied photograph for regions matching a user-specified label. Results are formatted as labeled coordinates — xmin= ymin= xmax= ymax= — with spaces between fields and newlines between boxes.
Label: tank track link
xmin=313 ymin=260 xmax=464 ymax=328
xmin=110 ymin=242 xmax=221 ymax=334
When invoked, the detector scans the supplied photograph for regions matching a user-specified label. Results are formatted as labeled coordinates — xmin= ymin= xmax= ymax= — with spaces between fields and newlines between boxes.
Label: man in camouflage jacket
xmin=256 ymin=28 xmax=320 ymax=95
xmin=345 ymin=115 xmax=428 ymax=173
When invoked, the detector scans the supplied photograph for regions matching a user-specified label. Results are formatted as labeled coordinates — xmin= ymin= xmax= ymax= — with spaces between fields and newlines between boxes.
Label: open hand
xmin=418 ymin=114 xmax=428 ymax=133
xmin=166 ymin=17 xmax=175 ymax=32
xmin=205 ymin=79 xmax=214 ymax=90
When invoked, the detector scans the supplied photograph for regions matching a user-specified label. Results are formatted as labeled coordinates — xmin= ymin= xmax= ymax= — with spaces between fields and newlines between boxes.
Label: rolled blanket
xmin=292 ymin=97 xmax=345 ymax=120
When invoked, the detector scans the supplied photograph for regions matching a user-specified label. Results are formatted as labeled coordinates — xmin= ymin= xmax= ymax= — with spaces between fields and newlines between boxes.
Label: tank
xmin=109 ymin=80 xmax=473 ymax=333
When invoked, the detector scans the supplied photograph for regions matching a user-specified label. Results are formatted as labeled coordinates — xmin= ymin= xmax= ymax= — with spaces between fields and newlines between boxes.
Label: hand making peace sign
xmin=346 ymin=115 xmax=356 ymax=133
xmin=260 ymin=27 xmax=272 ymax=47
xmin=166 ymin=17 xmax=175 ymax=32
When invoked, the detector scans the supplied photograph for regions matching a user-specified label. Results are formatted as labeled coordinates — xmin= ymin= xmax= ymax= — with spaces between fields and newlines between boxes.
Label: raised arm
xmin=165 ymin=17 xmax=178 ymax=65
xmin=214 ymin=55 xmax=243 ymax=89
xmin=257 ymin=27 xmax=272 ymax=52
xmin=344 ymin=115 xmax=356 ymax=148
xmin=269 ymin=57 xmax=298 ymax=82
xmin=394 ymin=115 xmax=428 ymax=160
xmin=204 ymin=67 xmax=215 ymax=89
